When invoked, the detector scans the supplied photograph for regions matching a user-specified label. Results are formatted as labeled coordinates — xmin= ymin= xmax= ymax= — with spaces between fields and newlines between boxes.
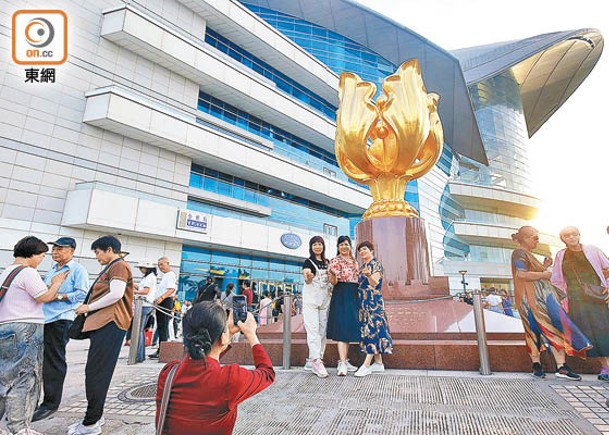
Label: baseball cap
xmin=48 ymin=237 xmax=76 ymax=249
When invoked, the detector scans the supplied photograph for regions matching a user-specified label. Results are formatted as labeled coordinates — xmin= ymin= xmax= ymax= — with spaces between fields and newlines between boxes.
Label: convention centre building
xmin=0 ymin=0 xmax=603 ymax=298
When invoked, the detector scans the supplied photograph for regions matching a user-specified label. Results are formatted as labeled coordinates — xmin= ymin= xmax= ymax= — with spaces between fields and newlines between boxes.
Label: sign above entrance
xmin=177 ymin=210 xmax=209 ymax=234
xmin=280 ymin=232 xmax=302 ymax=249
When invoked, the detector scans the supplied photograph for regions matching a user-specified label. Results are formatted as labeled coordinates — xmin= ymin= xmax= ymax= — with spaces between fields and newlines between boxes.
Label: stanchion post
xmin=128 ymin=295 xmax=145 ymax=365
xmin=282 ymin=291 xmax=292 ymax=370
xmin=472 ymin=289 xmax=492 ymax=375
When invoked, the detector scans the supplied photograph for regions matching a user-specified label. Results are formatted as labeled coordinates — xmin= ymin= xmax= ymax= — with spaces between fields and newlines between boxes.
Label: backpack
xmin=195 ymin=283 xmax=218 ymax=304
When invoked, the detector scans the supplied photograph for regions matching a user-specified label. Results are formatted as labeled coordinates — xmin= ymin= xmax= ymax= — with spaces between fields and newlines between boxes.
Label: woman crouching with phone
xmin=156 ymin=301 xmax=275 ymax=434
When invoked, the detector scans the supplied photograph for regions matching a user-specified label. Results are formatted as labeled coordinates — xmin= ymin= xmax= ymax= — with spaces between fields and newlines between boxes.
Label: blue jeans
xmin=0 ymin=322 xmax=44 ymax=433
xmin=137 ymin=306 xmax=154 ymax=362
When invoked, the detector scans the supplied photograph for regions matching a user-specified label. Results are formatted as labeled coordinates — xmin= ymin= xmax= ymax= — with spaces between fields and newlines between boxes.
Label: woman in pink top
xmin=0 ymin=236 xmax=67 ymax=435
xmin=326 ymin=235 xmax=360 ymax=376
xmin=551 ymin=226 xmax=609 ymax=381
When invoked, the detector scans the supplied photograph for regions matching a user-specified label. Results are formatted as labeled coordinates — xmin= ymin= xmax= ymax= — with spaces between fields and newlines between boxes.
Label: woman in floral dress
xmin=353 ymin=241 xmax=393 ymax=377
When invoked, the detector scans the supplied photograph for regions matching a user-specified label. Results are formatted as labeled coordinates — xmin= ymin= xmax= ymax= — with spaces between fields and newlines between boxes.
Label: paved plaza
xmin=13 ymin=340 xmax=609 ymax=434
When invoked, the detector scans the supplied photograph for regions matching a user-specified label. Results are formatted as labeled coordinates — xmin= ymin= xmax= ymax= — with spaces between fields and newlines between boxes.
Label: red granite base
xmin=187 ymin=338 xmax=601 ymax=373
xmin=157 ymin=300 xmax=603 ymax=373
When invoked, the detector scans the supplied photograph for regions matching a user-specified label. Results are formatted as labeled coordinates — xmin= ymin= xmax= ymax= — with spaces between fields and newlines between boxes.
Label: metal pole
xmin=282 ymin=291 xmax=292 ymax=370
xmin=128 ymin=295 xmax=145 ymax=365
xmin=472 ymin=289 xmax=492 ymax=375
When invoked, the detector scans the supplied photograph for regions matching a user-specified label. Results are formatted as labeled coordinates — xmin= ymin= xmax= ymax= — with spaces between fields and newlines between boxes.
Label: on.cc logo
xmin=25 ymin=17 xmax=55 ymax=48
xmin=12 ymin=10 xmax=67 ymax=65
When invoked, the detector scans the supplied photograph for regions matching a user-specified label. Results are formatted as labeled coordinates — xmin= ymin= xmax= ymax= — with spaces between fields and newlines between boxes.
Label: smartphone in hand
xmin=232 ymin=295 xmax=247 ymax=325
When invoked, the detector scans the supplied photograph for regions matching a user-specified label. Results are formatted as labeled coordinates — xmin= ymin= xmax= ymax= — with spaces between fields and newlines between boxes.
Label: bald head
xmin=559 ymin=226 xmax=580 ymax=247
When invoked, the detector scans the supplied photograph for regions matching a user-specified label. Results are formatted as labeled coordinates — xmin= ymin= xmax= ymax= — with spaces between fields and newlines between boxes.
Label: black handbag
xmin=68 ymin=258 xmax=123 ymax=340
xmin=570 ymin=261 xmax=608 ymax=302
xmin=68 ymin=313 xmax=89 ymax=340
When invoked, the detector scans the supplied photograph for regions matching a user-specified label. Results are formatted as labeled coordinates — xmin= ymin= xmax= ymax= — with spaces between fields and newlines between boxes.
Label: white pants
xmin=302 ymin=284 xmax=331 ymax=360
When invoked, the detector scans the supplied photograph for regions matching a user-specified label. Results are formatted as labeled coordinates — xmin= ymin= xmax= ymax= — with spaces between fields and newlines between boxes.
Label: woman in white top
xmin=134 ymin=258 xmax=157 ymax=363
xmin=0 ymin=236 xmax=67 ymax=435
xmin=302 ymin=236 xmax=332 ymax=378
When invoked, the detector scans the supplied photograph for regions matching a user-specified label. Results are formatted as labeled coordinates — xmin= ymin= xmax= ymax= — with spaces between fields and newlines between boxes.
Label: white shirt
xmin=155 ymin=270 xmax=177 ymax=299
xmin=486 ymin=294 xmax=502 ymax=306
xmin=139 ymin=273 xmax=158 ymax=306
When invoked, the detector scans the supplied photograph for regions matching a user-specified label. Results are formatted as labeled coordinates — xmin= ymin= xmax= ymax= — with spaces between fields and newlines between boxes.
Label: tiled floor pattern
xmin=231 ymin=373 xmax=597 ymax=434
xmin=59 ymin=370 xmax=609 ymax=434
xmin=552 ymin=384 xmax=609 ymax=435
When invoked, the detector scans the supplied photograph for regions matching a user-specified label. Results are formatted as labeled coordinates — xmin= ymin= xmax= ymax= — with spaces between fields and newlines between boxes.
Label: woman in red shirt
xmin=156 ymin=301 xmax=275 ymax=434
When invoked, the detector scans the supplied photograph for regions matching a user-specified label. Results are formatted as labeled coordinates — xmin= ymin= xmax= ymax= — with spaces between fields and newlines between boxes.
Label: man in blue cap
xmin=32 ymin=237 xmax=89 ymax=422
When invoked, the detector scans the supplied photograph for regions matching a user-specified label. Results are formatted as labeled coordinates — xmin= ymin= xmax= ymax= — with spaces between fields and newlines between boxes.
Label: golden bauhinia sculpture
xmin=335 ymin=59 xmax=444 ymax=220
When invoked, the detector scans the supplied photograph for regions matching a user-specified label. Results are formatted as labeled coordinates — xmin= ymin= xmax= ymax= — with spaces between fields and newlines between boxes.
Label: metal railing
xmin=282 ymin=292 xmax=292 ymax=370
xmin=129 ymin=290 xmax=491 ymax=375
xmin=127 ymin=296 xmax=181 ymax=364
xmin=472 ymin=290 xmax=491 ymax=375
xmin=127 ymin=295 xmax=145 ymax=365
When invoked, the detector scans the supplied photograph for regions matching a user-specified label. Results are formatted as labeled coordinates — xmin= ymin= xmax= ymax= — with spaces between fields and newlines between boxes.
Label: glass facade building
xmin=1 ymin=0 xmax=600 ymax=308
xmin=170 ymin=1 xmax=599 ymax=295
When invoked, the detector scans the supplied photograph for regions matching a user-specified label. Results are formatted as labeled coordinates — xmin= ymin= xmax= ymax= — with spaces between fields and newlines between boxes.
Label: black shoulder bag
xmin=569 ymin=261 xmax=608 ymax=303
xmin=68 ymin=258 xmax=123 ymax=340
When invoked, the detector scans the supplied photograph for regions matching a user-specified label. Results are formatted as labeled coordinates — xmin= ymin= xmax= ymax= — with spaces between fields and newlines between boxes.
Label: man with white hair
xmin=32 ymin=237 xmax=89 ymax=422
xmin=149 ymin=257 xmax=176 ymax=359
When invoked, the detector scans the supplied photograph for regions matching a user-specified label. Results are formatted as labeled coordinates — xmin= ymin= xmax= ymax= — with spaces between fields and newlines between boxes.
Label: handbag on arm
xmin=68 ymin=257 xmax=123 ymax=340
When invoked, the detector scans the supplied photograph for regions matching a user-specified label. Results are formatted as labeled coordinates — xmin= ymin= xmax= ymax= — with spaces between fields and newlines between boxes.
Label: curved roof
xmin=453 ymin=29 xmax=604 ymax=137
xmin=241 ymin=0 xmax=489 ymax=165
xmin=241 ymin=1 xmax=603 ymax=162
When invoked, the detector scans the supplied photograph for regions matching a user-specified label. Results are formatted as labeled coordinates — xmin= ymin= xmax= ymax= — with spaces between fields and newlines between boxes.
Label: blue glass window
xmin=198 ymin=92 xmax=339 ymax=169
xmin=205 ymin=28 xmax=336 ymax=120
xmin=243 ymin=4 xmax=396 ymax=87
xmin=179 ymin=246 xmax=306 ymax=300
xmin=189 ymin=164 xmax=350 ymax=235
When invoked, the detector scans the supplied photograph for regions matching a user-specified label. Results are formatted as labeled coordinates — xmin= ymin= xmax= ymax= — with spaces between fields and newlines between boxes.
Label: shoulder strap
xmin=156 ymin=363 xmax=180 ymax=435
xmin=85 ymin=257 xmax=125 ymax=304
xmin=0 ymin=266 xmax=27 ymax=303
xmin=309 ymin=259 xmax=320 ymax=273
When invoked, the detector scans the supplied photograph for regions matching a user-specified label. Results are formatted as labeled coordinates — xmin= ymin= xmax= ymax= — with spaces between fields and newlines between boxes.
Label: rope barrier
xmin=386 ymin=294 xmax=456 ymax=304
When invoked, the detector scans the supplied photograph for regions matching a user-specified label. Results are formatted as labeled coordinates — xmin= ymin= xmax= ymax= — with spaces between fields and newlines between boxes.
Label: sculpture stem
xmin=369 ymin=174 xmax=408 ymax=202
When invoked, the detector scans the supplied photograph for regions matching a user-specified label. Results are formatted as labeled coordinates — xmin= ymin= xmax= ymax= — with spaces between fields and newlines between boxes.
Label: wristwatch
xmin=57 ymin=294 xmax=66 ymax=301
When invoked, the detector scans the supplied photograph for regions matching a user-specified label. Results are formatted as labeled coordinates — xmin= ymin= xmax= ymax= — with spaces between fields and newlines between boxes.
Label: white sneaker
xmin=68 ymin=417 xmax=105 ymax=432
xmin=345 ymin=360 xmax=358 ymax=372
xmin=311 ymin=359 xmax=328 ymax=378
xmin=354 ymin=364 xmax=372 ymax=377
xmin=67 ymin=419 xmax=103 ymax=435
xmin=337 ymin=361 xmax=348 ymax=376
xmin=370 ymin=362 xmax=385 ymax=373
xmin=303 ymin=358 xmax=313 ymax=371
